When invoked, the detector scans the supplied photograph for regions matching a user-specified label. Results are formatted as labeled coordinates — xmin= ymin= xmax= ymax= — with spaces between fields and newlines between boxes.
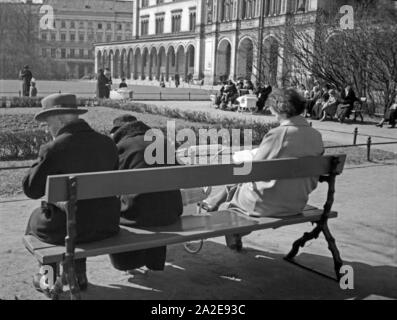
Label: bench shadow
xmin=65 ymin=242 xmax=397 ymax=300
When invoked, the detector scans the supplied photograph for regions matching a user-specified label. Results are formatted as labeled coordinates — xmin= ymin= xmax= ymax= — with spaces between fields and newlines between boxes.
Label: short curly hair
xmin=270 ymin=88 xmax=306 ymax=118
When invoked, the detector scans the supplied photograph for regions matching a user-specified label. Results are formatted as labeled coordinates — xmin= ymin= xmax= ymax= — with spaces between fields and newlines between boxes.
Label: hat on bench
xmin=35 ymin=93 xmax=88 ymax=122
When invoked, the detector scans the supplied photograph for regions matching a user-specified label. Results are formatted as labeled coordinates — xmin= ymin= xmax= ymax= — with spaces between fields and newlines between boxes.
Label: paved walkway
xmin=1 ymin=162 xmax=396 ymax=300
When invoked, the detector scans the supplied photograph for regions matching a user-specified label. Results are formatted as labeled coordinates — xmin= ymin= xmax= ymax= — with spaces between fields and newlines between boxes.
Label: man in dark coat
xmin=24 ymin=93 xmax=120 ymax=292
xmin=256 ymin=82 xmax=272 ymax=112
xmin=337 ymin=85 xmax=358 ymax=122
xmin=109 ymin=115 xmax=183 ymax=272
xmin=96 ymin=69 xmax=108 ymax=99
xmin=19 ymin=65 xmax=33 ymax=97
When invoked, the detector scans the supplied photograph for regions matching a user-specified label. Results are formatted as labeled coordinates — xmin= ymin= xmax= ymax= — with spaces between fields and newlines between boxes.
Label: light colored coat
xmin=231 ymin=116 xmax=324 ymax=217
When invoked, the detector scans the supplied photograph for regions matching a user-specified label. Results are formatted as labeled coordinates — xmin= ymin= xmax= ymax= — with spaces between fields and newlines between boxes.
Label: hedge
xmin=0 ymin=96 xmax=98 ymax=108
xmin=0 ymin=130 xmax=51 ymax=160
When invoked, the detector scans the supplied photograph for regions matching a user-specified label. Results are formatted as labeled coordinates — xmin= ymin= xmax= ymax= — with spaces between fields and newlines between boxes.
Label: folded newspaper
xmin=232 ymin=148 xmax=258 ymax=164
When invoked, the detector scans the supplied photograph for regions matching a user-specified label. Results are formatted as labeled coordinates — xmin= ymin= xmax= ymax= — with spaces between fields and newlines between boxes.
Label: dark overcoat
xmin=24 ymin=119 xmax=120 ymax=245
xmin=97 ymin=73 xmax=109 ymax=99
xmin=109 ymin=121 xmax=183 ymax=271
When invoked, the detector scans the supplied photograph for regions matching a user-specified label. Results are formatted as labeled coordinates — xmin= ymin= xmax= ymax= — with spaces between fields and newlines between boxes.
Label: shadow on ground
xmin=52 ymin=242 xmax=397 ymax=300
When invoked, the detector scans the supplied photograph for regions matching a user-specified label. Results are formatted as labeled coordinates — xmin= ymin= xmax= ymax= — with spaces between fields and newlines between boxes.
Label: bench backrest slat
xmin=45 ymin=155 xmax=346 ymax=203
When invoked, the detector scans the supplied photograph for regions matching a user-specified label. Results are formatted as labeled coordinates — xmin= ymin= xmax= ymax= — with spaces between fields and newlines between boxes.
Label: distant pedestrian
xmin=19 ymin=65 xmax=33 ymax=97
xmin=96 ymin=69 xmax=108 ymax=99
xmin=104 ymin=68 xmax=113 ymax=98
xmin=175 ymin=73 xmax=180 ymax=88
xmin=30 ymin=80 xmax=38 ymax=97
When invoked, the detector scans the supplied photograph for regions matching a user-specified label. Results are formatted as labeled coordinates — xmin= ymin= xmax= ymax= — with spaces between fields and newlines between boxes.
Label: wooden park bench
xmin=23 ymin=154 xmax=346 ymax=300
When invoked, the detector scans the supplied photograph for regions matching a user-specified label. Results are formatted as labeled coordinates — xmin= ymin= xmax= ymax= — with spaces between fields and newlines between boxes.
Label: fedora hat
xmin=35 ymin=93 xmax=88 ymax=122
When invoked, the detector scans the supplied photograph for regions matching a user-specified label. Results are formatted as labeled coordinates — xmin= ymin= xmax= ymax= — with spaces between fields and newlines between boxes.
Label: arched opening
xmin=120 ymin=49 xmax=127 ymax=79
xmin=262 ymin=36 xmax=279 ymax=86
xmin=108 ymin=50 xmax=114 ymax=76
xmin=158 ymin=47 xmax=167 ymax=81
xmin=216 ymin=39 xmax=232 ymax=83
xmin=127 ymin=48 xmax=133 ymax=79
xmin=176 ymin=46 xmax=185 ymax=82
xmin=167 ymin=46 xmax=176 ymax=81
xmin=114 ymin=49 xmax=120 ymax=79
xmin=142 ymin=48 xmax=149 ymax=80
xmin=149 ymin=47 xmax=158 ymax=80
xmin=102 ymin=50 xmax=108 ymax=70
xmin=186 ymin=45 xmax=195 ymax=82
xmin=134 ymin=48 xmax=141 ymax=80
xmin=237 ymin=37 xmax=254 ymax=80
xmin=96 ymin=51 xmax=102 ymax=72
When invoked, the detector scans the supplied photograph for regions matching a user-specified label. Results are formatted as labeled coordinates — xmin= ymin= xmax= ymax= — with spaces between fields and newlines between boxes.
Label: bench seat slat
xmin=23 ymin=208 xmax=337 ymax=265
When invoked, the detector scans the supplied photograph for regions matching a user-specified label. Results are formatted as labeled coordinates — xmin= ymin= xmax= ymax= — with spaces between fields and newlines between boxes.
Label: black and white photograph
xmin=0 ymin=0 xmax=396 ymax=304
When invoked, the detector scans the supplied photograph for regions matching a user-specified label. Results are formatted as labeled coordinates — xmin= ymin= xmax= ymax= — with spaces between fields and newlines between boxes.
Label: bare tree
xmin=281 ymin=1 xmax=397 ymax=113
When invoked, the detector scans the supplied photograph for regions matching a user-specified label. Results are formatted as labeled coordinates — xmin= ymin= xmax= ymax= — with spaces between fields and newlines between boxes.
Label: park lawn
xmin=1 ymin=106 xmax=395 ymax=198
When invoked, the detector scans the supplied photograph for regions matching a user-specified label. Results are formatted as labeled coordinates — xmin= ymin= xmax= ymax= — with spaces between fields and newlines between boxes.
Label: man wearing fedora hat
xmin=23 ymin=93 xmax=120 ymax=293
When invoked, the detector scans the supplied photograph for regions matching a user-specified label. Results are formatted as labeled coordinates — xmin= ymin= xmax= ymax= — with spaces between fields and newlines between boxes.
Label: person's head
xmin=98 ymin=68 xmax=104 ymax=75
xmin=34 ymin=93 xmax=87 ymax=138
xmin=110 ymin=114 xmax=138 ymax=136
xmin=268 ymin=88 xmax=306 ymax=122
xmin=31 ymin=82 xmax=36 ymax=88
xmin=24 ymin=65 xmax=29 ymax=70
xmin=121 ymin=78 xmax=126 ymax=82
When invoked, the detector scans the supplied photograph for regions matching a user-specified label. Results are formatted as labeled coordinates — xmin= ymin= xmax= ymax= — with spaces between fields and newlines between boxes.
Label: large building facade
xmin=40 ymin=0 xmax=134 ymax=79
xmin=94 ymin=0 xmax=339 ymax=85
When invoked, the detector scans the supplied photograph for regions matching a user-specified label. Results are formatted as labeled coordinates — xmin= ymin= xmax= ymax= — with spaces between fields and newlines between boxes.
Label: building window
xmin=171 ymin=13 xmax=182 ymax=33
xmin=61 ymin=33 xmax=66 ymax=41
xmin=142 ymin=0 xmax=149 ymax=8
xmin=41 ymin=33 xmax=47 ymax=40
xmin=189 ymin=10 xmax=196 ymax=31
xmin=117 ymin=23 xmax=122 ymax=31
xmin=61 ymin=49 xmax=66 ymax=59
xmin=98 ymin=23 xmax=103 ymax=30
xmin=61 ymin=21 xmax=66 ymax=28
xmin=106 ymin=34 xmax=112 ymax=42
xmin=79 ymin=34 xmax=85 ymax=42
xmin=107 ymin=23 xmax=112 ymax=30
xmin=155 ymin=16 xmax=164 ymax=34
xmin=96 ymin=33 xmax=103 ymax=42
xmin=70 ymin=49 xmax=75 ymax=58
xmin=70 ymin=21 xmax=75 ymax=29
xmin=141 ymin=19 xmax=149 ymax=36
xmin=70 ymin=33 xmax=76 ymax=41
xmin=51 ymin=48 xmax=56 ymax=58
xmin=42 ymin=48 xmax=47 ymax=57
xmin=79 ymin=49 xmax=84 ymax=58
xmin=51 ymin=33 xmax=56 ymax=41
xmin=206 ymin=0 xmax=213 ymax=24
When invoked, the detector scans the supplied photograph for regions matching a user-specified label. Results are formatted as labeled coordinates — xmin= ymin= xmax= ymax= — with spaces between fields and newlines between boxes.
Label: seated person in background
xmin=336 ymin=85 xmax=358 ymax=123
xmin=377 ymin=96 xmax=397 ymax=129
xmin=119 ymin=78 xmax=128 ymax=89
xmin=109 ymin=115 xmax=183 ymax=273
xmin=204 ymin=88 xmax=324 ymax=220
xmin=319 ymin=89 xmax=339 ymax=121
xmin=256 ymin=82 xmax=272 ymax=113
xmin=306 ymin=85 xmax=322 ymax=117
xmin=24 ymin=93 xmax=120 ymax=293
xmin=221 ymin=80 xmax=239 ymax=109
xmin=311 ymin=85 xmax=331 ymax=119
xmin=215 ymin=81 xmax=227 ymax=109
